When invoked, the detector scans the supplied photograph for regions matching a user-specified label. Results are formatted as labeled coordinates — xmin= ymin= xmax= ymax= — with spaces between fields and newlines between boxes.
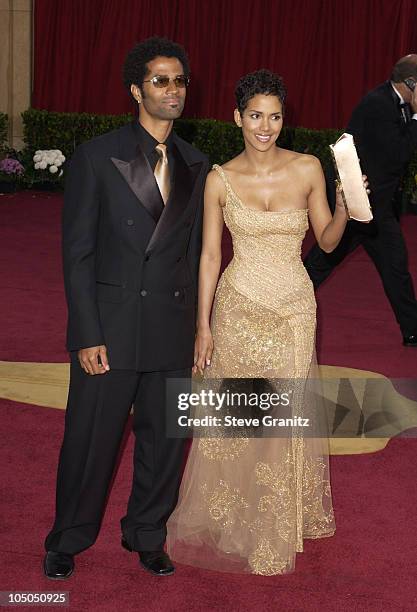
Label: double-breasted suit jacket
xmin=63 ymin=121 xmax=209 ymax=371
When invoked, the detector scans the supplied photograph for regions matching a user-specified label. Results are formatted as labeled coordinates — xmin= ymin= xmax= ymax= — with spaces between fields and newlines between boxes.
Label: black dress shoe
xmin=139 ymin=551 xmax=175 ymax=576
xmin=121 ymin=537 xmax=174 ymax=576
xmin=43 ymin=551 xmax=74 ymax=580
xmin=403 ymin=335 xmax=417 ymax=347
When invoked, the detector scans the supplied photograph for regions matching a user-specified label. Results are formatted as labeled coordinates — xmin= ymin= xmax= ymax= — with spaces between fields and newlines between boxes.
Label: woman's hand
xmin=193 ymin=326 xmax=214 ymax=375
xmin=335 ymin=175 xmax=370 ymax=215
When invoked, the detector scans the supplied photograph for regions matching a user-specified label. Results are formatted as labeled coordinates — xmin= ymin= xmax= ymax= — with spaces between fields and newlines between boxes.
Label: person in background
xmin=304 ymin=54 xmax=417 ymax=347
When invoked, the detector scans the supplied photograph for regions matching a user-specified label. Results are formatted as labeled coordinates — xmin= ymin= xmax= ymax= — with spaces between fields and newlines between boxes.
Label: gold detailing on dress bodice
xmin=212 ymin=164 xmax=316 ymax=318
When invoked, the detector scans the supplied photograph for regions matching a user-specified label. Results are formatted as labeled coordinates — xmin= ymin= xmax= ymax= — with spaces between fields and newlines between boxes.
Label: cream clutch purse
xmin=329 ymin=133 xmax=373 ymax=222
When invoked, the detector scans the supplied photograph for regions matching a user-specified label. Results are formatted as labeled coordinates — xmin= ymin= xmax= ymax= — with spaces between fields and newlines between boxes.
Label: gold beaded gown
xmin=166 ymin=164 xmax=335 ymax=575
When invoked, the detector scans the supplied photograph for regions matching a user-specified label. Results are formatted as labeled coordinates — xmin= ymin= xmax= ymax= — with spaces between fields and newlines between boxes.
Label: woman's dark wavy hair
xmin=235 ymin=69 xmax=287 ymax=114
xmin=123 ymin=37 xmax=190 ymax=98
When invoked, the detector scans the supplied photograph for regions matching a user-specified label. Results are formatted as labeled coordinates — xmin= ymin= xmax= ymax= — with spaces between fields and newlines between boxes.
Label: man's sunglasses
xmin=142 ymin=75 xmax=190 ymax=89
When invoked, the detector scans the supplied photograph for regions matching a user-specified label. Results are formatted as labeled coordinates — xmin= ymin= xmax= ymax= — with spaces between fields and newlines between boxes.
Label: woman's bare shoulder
xmin=278 ymin=147 xmax=319 ymax=166
xmin=293 ymin=151 xmax=322 ymax=169
xmin=205 ymin=167 xmax=227 ymax=206
xmin=206 ymin=167 xmax=224 ymax=187
xmin=284 ymin=152 xmax=323 ymax=183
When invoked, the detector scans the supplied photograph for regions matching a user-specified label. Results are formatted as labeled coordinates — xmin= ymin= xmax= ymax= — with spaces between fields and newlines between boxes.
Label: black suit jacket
xmin=347 ymin=81 xmax=417 ymax=217
xmin=62 ymin=121 xmax=209 ymax=371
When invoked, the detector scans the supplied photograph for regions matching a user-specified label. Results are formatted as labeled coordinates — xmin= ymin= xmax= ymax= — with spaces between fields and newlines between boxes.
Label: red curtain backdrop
xmin=32 ymin=0 xmax=417 ymax=129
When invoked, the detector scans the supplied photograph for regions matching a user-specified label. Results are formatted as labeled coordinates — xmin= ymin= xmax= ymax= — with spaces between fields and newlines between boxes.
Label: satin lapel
xmin=146 ymin=145 xmax=203 ymax=253
xmin=111 ymin=146 xmax=164 ymax=222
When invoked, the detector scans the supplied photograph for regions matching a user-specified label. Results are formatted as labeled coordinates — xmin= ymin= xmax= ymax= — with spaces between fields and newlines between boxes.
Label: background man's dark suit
xmin=45 ymin=120 xmax=209 ymax=554
xmin=304 ymin=81 xmax=417 ymax=338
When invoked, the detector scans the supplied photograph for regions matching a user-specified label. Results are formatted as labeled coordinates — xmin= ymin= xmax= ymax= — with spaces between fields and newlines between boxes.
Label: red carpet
xmin=1 ymin=190 xmax=417 ymax=610
xmin=0 ymin=192 xmax=67 ymax=363
xmin=1 ymin=398 xmax=416 ymax=612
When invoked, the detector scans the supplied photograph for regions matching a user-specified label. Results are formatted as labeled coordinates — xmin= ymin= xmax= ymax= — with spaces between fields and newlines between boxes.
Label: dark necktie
xmin=154 ymin=144 xmax=170 ymax=204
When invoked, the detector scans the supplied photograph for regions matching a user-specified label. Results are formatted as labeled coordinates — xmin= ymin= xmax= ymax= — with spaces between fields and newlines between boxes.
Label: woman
xmin=167 ymin=70 xmax=367 ymax=575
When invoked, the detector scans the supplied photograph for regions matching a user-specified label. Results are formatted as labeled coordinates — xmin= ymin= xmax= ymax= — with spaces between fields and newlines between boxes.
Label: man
xmin=304 ymin=54 xmax=417 ymax=346
xmin=44 ymin=37 xmax=209 ymax=578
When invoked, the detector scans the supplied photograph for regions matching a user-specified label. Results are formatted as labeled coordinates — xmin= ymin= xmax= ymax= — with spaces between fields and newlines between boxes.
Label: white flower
xmin=33 ymin=149 xmax=66 ymax=171
xmin=59 ymin=170 xmax=63 ymax=177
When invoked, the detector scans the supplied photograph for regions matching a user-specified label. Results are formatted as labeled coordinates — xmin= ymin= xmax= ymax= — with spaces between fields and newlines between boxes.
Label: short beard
xmin=156 ymin=100 xmax=185 ymax=120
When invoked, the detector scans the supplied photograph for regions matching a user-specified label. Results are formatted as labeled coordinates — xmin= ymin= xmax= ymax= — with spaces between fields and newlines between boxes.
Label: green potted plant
xmin=21 ymin=149 xmax=66 ymax=190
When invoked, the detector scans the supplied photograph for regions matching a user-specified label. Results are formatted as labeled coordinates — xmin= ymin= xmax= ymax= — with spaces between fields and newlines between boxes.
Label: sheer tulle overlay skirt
xmin=167 ymin=277 xmax=335 ymax=575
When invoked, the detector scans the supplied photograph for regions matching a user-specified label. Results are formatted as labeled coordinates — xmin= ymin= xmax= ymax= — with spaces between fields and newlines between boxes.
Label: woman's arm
xmin=193 ymin=170 xmax=225 ymax=373
xmin=305 ymin=155 xmax=357 ymax=253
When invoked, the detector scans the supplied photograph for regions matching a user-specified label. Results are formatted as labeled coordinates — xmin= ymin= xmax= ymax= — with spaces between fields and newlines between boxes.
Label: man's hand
xmin=78 ymin=345 xmax=110 ymax=375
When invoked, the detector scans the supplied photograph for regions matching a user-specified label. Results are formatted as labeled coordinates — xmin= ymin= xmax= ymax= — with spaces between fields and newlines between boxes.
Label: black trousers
xmin=45 ymin=358 xmax=189 ymax=554
xmin=304 ymin=214 xmax=417 ymax=337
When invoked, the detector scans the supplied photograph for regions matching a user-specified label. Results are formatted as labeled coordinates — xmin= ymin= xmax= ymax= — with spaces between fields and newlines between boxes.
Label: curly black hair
xmin=235 ymin=69 xmax=287 ymax=114
xmin=123 ymin=37 xmax=190 ymax=98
